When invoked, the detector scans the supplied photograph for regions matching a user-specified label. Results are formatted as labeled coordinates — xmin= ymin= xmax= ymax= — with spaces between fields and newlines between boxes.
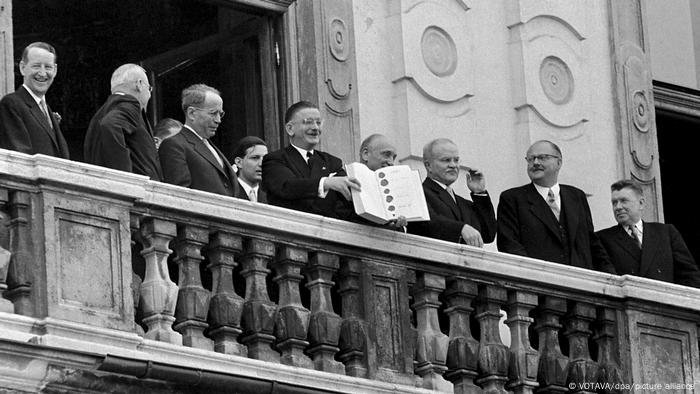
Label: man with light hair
xmin=83 ymin=63 xmax=162 ymax=180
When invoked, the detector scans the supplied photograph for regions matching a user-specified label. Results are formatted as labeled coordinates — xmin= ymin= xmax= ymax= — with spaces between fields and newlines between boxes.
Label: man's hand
xmin=325 ymin=176 xmax=361 ymax=200
xmin=460 ymin=224 xmax=484 ymax=247
xmin=465 ymin=167 xmax=486 ymax=194
xmin=387 ymin=215 xmax=408 ymax=229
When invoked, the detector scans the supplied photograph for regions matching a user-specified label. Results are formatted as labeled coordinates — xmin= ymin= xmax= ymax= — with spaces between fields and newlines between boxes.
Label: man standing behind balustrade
xmin=83 ymin=63 xmax=162 ymax=180
xmin=159 ymin=84 xmax=238 ymax=197
xmin=0 ymin=42 xmax=69 ymax=159
xmin=497 ymin=140 xmax=615 ymax=273
xmin=409 ymin=138 xmax=496 ymax=247
xmin=596 ymin=179 xmax=700 ymax=287
xmin=262 ymin=101 xmax=360 ymax=219
xmin=232 ymin=136 xmax=268 ymax=203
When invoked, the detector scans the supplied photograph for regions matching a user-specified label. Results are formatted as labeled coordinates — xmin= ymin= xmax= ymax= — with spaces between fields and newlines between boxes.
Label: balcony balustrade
xmin=1 ymin=150 xmax=699 ymax=393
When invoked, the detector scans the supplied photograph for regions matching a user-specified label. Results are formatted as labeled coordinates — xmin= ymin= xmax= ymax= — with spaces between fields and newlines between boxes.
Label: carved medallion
xmin=421 ymin=26 xmax=458 ymax=77
xmin=329 ymin=18 xmax=349 ymax=62
xmin=631 ymin=90 xmax=649 ymax=133
xmin=539 ymin=56 xmax=574 ymax=105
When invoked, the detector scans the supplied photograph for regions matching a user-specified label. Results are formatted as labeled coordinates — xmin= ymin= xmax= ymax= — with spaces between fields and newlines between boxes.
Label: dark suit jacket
xmin=235 ymin=179 xmax=267 ymax=203
xmin=597 ymin=223 xmax=700 ymax=287
xmin=83 ymin=94 xmax=162 ymax=180
xmin=261 ymin=144 xmax=352 ymax=219
xmin=497 ymin=183 xmax=615 ymax=273
xmin=159 ymin=127 xmax=238 ymax=197
xmin=0 ymin=86 xmax=69 ymax=158
xmin=409 ymin=177 xmax=496 ymax=243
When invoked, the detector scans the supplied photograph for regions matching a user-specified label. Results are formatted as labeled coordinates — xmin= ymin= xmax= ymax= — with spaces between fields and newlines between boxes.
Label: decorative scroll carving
xmin=337 ymin=257 xmax=368 ymax=378
xmin=475 ymin=285 xmax=509 ymax=393
xmin=273 ymin=245 xmax=313 ymax=368
xmin=139 ymin=217 xmax=181 ymax=344
xmin=207 ymin=231 xmax=246 ymax=356
xmin=172 ymin=224 xmax=212 ymax=350
xmin=240 ymin=238 xmax=279 ymax=362
xmin=444 ymin=277 xmax=480 ymax=394
xmin=305 ymin=251 xmax=344 ymax=373
xmin=505 ymin=290 xmax=539 ymax=394
xmin=412 ymin=272 xmax=449 ymax=390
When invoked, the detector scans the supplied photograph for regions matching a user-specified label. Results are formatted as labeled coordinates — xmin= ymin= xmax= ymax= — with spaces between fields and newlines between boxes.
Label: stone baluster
xmin=594 ymin=307 xmax=623 ymax=393
xmin=444 ymin=277 xmax=480 ymax=394
xmin=0 ymin=188 xmax=12 ymax=313
xmin=413 ymin=272 xmax=449 ymax=390
xmin=305 ymin=251 xmax=344 ymax=373
xmin=4 ymin=191 xmax=33 ymax=315
xmin=564 ymin=302 xmax=598 ymax=394
xmin=475 ymin=284 xmax=509 ymax=393
xmin=172 ymin=224 xmax=212 ymax=350
xmin=240 ymin=238 xmax=279 ymax=362
xmin=206 ymin=231 xmax=246 ymax=356
xmin=138 ymin=217 xmax=181 ymax=344
xmin=130 ymin=215 xmax=144 ymax=336
xmin=337 ymin=257 xmax=368 ymax=378
xmin=534 ymin=296 xmax=569 ymax=393
xmin=273 ymin=245 xmax=312 ymax=368
xmin=505 ymin=290 xmax=539 ymax=394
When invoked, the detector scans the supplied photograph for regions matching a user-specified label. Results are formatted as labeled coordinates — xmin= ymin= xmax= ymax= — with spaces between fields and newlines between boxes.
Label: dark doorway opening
xmin=12 ymin=0 xmax=284 ymax=162
xmin=656 ymin=109 xmax=700 ymax=263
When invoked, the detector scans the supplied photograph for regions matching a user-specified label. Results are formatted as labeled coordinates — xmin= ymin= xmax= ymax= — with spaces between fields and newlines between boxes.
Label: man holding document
xmin=408 ymin=138 xmax=496 ymax=247
xmin=262 ymin=101 xmax=360 ymax=219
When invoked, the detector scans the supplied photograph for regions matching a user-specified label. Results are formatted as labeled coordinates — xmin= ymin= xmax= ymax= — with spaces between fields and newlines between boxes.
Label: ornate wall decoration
xmin=329 ymin=18 xmax=349 ymax=62
xmin=507 ymin=2 xmax=591 ymax=139
xmin=623 ymin=55 xmax=654 ymax=170
xmin=421 ymin=26 xmax=457 ymax=78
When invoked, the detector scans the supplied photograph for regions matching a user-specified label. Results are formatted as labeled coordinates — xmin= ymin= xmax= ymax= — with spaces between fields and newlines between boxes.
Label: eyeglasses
xmin=191 ymin=107 xmax=225 ymax=119
xmin=525 ymin=154 xmax=560 ymax=163
xmin=299 ymin=118 xmax=323 ymax=127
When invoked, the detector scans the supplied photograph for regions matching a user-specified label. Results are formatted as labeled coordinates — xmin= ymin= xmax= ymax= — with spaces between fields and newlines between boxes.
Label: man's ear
xmin=284 ymin=122 xmax=295 ymax=137
xmin=360 ymin=148 xmax=369 ymax=162
xmin=19 ymin=61 xmax=26 ymax=76
xmin=234 ymin=157 xmax=242 ymax=167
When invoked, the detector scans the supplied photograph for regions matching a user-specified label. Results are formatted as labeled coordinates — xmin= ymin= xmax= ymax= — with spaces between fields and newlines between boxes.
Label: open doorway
xmin=656 ymin=109 xmax=700 ymax=263
xmin=12 ymin=0 xmax=286 ymax=162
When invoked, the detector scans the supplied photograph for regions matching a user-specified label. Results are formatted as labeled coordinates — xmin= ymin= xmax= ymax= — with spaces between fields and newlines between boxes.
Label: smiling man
xmin=232 ymin=136 xmax=268 ymax=203
xmin=261 ymin=101 xmax=360 ymax=218
xmin=159 ymin=84 xmax=238 ymax=197
xmin=409 ymin=138 xmax=496 ymax=246
xmin=497 ymin=140 xmax=615 ymax=273
xmin=596 ymin=179 xmax=700 ymax=287
xmin=0 ymin=42 xmax=69 ymax=158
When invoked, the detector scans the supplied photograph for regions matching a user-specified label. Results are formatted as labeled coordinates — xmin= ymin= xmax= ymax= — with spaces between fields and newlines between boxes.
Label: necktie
xmin=628 ymin=225 xmax=642 ymax=248
xmin=39 ymin=98 xmax=53 ymax=128
xmin=249 ymin=189 xmax=257 ymax=202
xmin=547 ymin=188 xmax=560 ymax=221
xmin=445 ymin=186 xmax=456 ymax=203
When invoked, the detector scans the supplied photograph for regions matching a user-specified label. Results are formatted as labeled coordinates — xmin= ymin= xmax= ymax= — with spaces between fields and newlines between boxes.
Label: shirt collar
xmin=22 ymin=84 xmax=44 ymax=105
xmin=290 ymin=143 xmax=314 ymax=161
xmin=237 ymin=177 xmax=258 ymax=195
xmin=184 ymin=124 xmax=204 ymax=141
xmin=533 ymin=183 xmax=560 ymax=200
xmin=626 ymin=220 xmax=643 ymax=233
xmin=428 ymin=177 xmax=451 ymax=191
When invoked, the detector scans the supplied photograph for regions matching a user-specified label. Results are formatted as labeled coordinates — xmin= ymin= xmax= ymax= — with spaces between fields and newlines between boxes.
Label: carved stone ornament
xmin=631 ymin=90 xmax=650 ymax=133
xmin=329 ymin=18 xmax=349 ymax=62
xmin=421 ymin=26 xmax=458 ymax=78
xmin=539 ymin=56 xmax=574 ymax=105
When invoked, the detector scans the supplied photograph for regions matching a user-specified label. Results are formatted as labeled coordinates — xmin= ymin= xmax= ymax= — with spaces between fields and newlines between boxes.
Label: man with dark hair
xmin=0 ymin=42 xmax=69 ymax=158
xmin=232 ymin=136 xmax=267 ymax=203
xmin=261 ymin=101 xmax=359 ymax=218
xmin=409 ymin=138 xmax=496 ymax=246
xmin=84 ymin=63 xmax=162 ymax=180
xmin=159 ymin=84 xmax=238 ymax=197
xmin=596 ymin=179 xmax=700 ymax=286
xmin=497 ymin=140 xmax=615 ymax=273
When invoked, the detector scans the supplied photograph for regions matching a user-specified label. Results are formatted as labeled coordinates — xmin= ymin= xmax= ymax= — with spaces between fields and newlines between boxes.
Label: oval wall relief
xmin=539 ymin=56 xmax=574 ymax=105
xmin=421 ymin=26 xmax=458 ymax=77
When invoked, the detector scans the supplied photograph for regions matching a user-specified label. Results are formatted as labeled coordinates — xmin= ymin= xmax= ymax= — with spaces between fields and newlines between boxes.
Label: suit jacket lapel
xmin=285 ymin=145 xmax=311 ymax=177
xmin=560 ymin=186 xmax=580 ymax=241
xmin=20 ymin=87 xmax=59 ymax=147
xmin=425 ymin=178 xmax=461 ymax=220
xmin=526 ymin=184 xmax=562 ymax=240
xmin=612 ymin=225 xmax=642 ymax=260
xmin=183 ymin=128 xmax=230 ymax=179
xmin=639 ymin=223 xmax=659 ymax=276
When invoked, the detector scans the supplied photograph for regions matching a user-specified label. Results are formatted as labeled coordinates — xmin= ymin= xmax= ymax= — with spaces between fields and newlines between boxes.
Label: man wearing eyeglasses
xmin=497 ymin=140 xmax=615 ymax=273
xmin=0 ymin=42 xmax=70 ymax=159
xmin=262 ymin=101 xmax=360 ymax=219
xmin=84 ymin=63 xmax=162 ymax=180
xmin=158 ymin=84 xmax=238 ymax=197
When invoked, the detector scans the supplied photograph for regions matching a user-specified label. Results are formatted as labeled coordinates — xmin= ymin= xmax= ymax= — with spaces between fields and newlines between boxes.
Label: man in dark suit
xmin=84 ymin=64 xmax=162 ymax=180
xmin=597 ymin=179 xmax=700 ymax=286
xmin=159 ymin=84 xmax=238 ymax=197
xmin=409 ymin=138 xmax=496 ymax=247
xmin=261 ymin=101 xmax=359 ymax=219
xmin=497 ymin=140 xmax=615 ymax=273
xmin=232 ymin=136 xmax=267 ymax=203
xmin=0 ymin=42 xmax=69 ymax=159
